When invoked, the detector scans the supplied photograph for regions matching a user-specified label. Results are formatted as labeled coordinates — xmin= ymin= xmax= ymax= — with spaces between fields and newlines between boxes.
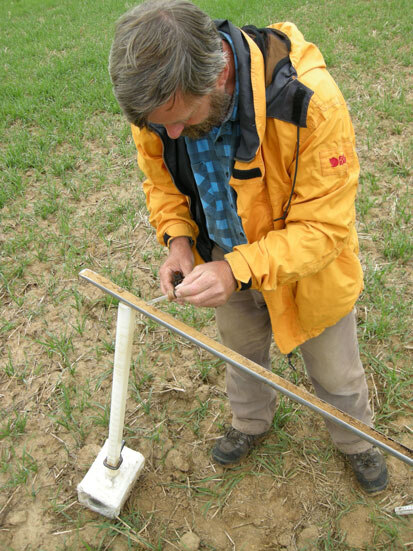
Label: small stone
xmin=179 ymin=531 xmax=200 ymax=551
xmin=297 ymin=525 xmax=319 ymax=549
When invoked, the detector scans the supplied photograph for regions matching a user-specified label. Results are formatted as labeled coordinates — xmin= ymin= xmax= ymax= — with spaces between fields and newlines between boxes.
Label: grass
xmin=0 ymin=0 xmax=412 ymax=549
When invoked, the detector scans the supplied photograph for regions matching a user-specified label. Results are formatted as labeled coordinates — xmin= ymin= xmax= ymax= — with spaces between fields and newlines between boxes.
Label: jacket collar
xmin=215 ymin=20 xmax=266 ymax=163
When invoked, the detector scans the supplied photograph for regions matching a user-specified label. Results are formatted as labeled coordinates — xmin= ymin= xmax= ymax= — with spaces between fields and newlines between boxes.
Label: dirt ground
xmin=0 ymin=135 xmax=412 ymax=550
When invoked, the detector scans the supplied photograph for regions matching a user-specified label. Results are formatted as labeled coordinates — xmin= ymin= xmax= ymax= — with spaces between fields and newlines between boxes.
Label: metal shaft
xmin=79 ymin=269 xmax=413 ymax=467
xmin=147 ymin=294 xmax=169 ymax=305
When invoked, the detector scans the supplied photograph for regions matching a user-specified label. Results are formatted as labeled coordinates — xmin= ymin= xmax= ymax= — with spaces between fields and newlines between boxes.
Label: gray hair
xmin=109 ymin=0 xmax=227 ymax=127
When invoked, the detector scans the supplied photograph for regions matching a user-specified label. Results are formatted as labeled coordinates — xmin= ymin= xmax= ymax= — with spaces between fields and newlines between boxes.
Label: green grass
xmin=0 ymin=0 xmax=412 ymax=550
xmin=0 ymin=409 xmax=28 ymax=440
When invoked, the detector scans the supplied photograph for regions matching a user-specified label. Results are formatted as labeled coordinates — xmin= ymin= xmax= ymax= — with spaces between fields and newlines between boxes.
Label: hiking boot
xmin=212 ymin=427 xmax=268 ymax=466
xmin=346 ymin=447 xmax=388 ymax=493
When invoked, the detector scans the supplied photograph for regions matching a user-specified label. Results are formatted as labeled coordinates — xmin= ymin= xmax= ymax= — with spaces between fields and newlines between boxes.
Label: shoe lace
xmin=353 ymin=449 xmax=379 ymax=469
xmin=226 ymin=427 xmax=250 ymax=445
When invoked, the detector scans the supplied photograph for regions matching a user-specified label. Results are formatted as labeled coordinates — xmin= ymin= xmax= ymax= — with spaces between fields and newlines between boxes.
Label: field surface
xmin=0 ymin=0 xmax=412 ymax=550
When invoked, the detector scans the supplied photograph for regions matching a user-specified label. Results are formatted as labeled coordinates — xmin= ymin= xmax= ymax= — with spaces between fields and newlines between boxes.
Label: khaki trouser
xmin=213 ymin=248 xmax=373 ymax=454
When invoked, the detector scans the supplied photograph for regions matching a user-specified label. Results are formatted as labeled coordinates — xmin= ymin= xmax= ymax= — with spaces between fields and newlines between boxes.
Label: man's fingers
xmin=172 ymin=261 xmax=236 ymax=307
xmin=159 ymin=238 xmax=194 ymax=295
xmin=174 ymin=268 xmax=210 ymax=297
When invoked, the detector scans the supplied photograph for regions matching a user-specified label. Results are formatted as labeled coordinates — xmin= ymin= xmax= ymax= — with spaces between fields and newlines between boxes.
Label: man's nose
xmin=165 ymin=123 xmax=185 ymax=139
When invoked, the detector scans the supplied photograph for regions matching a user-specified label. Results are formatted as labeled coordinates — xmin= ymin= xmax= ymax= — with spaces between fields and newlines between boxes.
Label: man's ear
xmin=216 ymin=62 xmax=229 ymax=87
xmin=216 ymin=39 xmax=234 ymax=91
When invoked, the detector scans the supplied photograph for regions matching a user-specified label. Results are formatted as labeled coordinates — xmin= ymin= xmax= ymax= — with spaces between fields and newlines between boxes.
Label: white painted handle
xmin=105 ymin=303 xmax=136 ymax=471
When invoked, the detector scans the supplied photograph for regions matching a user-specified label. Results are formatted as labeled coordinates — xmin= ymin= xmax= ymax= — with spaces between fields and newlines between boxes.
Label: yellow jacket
xmin=131 ymin=21 xmax=363 ymax=353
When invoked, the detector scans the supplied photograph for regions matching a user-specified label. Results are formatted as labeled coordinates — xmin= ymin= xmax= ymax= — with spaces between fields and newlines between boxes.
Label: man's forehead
xmin=148 ymin=94 xmax=204 ymax=125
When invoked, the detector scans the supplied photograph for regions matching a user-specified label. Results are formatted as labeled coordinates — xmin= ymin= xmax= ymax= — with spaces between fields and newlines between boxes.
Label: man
xmin=109 ymin=0 xmax=388 ymax=493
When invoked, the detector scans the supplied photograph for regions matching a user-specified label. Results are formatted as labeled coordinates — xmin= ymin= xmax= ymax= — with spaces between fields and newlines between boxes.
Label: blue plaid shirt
xmin=184 ymin=33 xmax=247 ymax=253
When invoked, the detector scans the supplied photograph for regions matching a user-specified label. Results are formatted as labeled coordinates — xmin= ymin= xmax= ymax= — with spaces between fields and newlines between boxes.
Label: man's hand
xmin=174 ymin=260 xmax=237 ymax=307
xmin=159 ymin=237 xmax=194 ymax=297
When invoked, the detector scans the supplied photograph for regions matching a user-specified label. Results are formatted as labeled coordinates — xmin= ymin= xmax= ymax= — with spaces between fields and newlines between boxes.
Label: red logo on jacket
xmin=329 ymin=155 xmax=347 ymax=167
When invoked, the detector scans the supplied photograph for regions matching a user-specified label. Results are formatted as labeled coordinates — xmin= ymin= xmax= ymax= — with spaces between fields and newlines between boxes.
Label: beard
xmin=181 ymin=89 xmax=232 ymax=140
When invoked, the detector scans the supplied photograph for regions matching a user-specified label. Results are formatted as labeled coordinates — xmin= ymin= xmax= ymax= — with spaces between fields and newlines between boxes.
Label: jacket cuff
xmin=238 ymin=279 xmax=252 ymax=291
xmin=165 ymin=235 xmax=194 ymax=248
xmin=162 ymin=223 xmax=197 ymax=247
xmin=224 ymin=250 xmax=255 ymax=291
